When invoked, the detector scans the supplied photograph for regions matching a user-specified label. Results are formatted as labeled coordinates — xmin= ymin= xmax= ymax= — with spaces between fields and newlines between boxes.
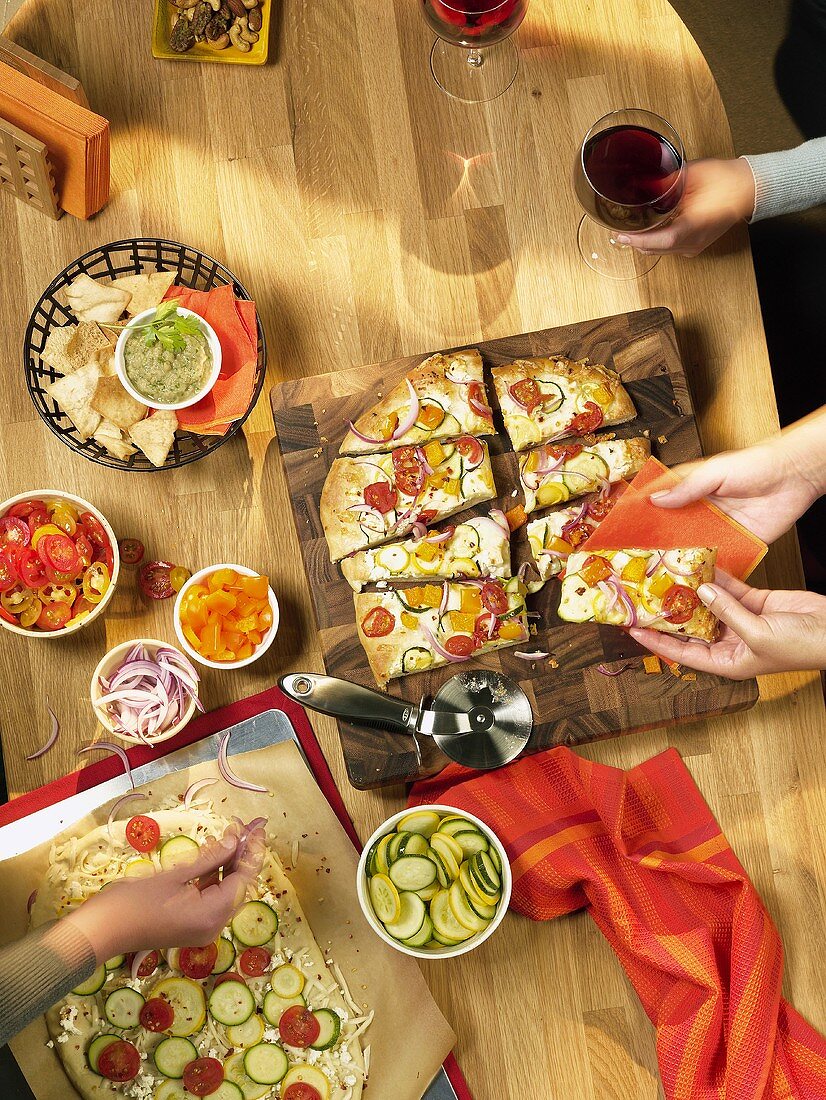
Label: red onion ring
xmin=514 ymin=650 xmax=550 ymax=660
xmin=392 ymin=380 xmax=420 ymax=439
xmin=131 ymin=951 xmax=152 ymax=981
xmin=107 ymin=791 xmax=147 ymax=832
xmin=560 ymin=502 xmax=588 ymax=541
xmin=26 ymin=706 xmax=60 ymax=761
xmin=218 ymin=730 xmax=269 ymax=793
xmin=410 ymin=521 xmax=427 ymax=542
xmin=472 ymin=516 xmax=511 ymax=543
xmin=421 ymin=622 xmax=470 ymax=663
xmin=596 ymin=661 xmax=636 ymax=676
xmin=469 ymin=394 xmax=490 ymax=418
xmin=517 ymin=561 xmax=533 ymax=582
xmin=77 ymin=741 xmax=134 ymax=788
xmin=348 ymin=503 xmax=386 ymax=530
xmin=184 ymin=778 xmax=218 ymax=810
xmin=415 ymin=447 xmax=433 ymax=476
xmin=345 ymin=421 xmax=392 ymax=446
xmin=609 ymin=579 xmax=638 ymax=627
xmin=488 ymin=509 xmax=510 ymax=538
xmin=425 ymin=526 xmax=454 ymax=544
xmin=438 ymin=581 xmax=449 ymax=617
xmin=27 ymin=890 xmax=37 ymax=914
xmin=646 ymin=551 xmax=665 ymax=577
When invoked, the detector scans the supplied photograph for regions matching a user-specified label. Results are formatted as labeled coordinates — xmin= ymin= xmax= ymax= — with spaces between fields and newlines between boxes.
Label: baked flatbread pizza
xmin=321 ymin=437 xmax=496 ymax=563
xmin=340 ymin=350 xmax=493 ymax=454
xmin=526 ymin=484 xmax=625 ymax=581
xmin=354 ymin=578 xmax=528 ymax=687
xmin=340 ymin=513 xmax=511 ymax=591
xmin=558 ymin=547 xmax=718 ymax=641
xmin=491 ymin=356 xmax=636 ymax=452
xmin=520 ymin=437 xmax=649 ymax=514
xmin=32 ymin=807 xmax=370 ymax=1100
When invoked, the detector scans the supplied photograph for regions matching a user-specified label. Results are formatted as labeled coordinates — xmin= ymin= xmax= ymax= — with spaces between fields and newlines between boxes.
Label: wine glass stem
xmin=467 ymin=48 xmax=484 ymax=68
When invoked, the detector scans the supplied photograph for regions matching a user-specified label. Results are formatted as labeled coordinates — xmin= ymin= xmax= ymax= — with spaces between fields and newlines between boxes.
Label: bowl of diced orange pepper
xmin=173 ymin=563 xmax=278 ymax=669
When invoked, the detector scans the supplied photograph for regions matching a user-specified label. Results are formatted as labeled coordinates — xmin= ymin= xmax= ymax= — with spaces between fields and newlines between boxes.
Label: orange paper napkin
xmin=164 ymin=283 xmax=258 ymax=435
xmin=410 ymin=748 xmax=826 ymax=1099
xmin=582 ymin=457 xmax=767 ymax=579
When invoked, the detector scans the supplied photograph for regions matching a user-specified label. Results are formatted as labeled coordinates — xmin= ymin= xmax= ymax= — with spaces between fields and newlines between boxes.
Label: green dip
xmin=124 ymin=329 xmax=212 ymax=404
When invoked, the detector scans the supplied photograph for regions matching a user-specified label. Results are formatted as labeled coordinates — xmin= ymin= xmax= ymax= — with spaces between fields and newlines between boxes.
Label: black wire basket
xmin=24 ymin=238 xmax=267 ymax=472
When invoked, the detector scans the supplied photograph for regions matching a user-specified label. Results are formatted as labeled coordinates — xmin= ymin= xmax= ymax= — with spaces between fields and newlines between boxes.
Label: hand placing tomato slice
xmin=283 ymin=1086 xmax=323 ymax=1100
xmin=480 ymin=581 xmax=509 ymax=616
xmin=456 ymin=436 xmax=484 ymax=466
xmin=118 ymin=538 xmax=144 ymax=565
xmin=97 ymin=1040 xmax=141 ymax=1083
xmin=126 ymin=949 xmax=159 ymax=978
xmin=182 ymin=1057 xmax=224 ymax=1097
xmin=0 ymin=516 xmax=31 ymax=547
xmin=363 ymin=482 xmax=398 ymax=514
xmin=567 ymin=401 xmax=604 ymax=436
xmin=239 ymin=947 xmax=271 ymax=977
xmin=278 ymin=1006 xmax=321 ymax=1049
xmin=37 ymin=534 xmax=81 ymax=577
xmin=361 ymin=606 xmax=395 ymax=638
xmin=444 ymin=634 xmax=475 ymax=657
xmin=139 ymin=561 xmax=175 ymax=600
xmin=125 ymin=815 xmax=161 ymax=852
xmin=392 ymin=446 xmax=425 ymax=497
xmin=35 ymin=601 xmax=71 ymax=632
xmin=509 ymin=378 xmax=541 ymax=411
xmin=662 ymin=584 xmax=702 ymax=624
xmin=139 ymin=997 xmax=174 ymax=1033
xmin=179 ymin=943 xmax=219 ymax=980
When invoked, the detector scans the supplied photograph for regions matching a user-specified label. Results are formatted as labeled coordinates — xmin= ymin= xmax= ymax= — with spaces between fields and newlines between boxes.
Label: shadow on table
xmin=775 ymin=0 xmax=826 ymax=138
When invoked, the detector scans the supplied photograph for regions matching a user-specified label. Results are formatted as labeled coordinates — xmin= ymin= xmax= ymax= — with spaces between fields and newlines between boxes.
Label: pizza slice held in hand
xmin=527 ymin=483 xmax=627 ymax=581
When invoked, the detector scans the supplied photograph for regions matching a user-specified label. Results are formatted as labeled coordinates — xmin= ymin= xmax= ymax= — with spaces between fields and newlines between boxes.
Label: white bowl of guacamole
xmin=115 ymin=305 xmax=222 ymax=411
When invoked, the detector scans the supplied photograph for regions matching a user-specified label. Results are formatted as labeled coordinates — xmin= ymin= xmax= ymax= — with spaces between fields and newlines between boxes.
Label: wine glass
xmin=421 ymin=0 xmax=529 ymax=104
xmin=573 ymin=108 xmax=686 ymax=280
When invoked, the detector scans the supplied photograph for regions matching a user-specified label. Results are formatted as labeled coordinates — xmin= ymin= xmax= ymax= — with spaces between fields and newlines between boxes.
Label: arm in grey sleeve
xmin=741 ymin=137 xmax=826 ymax=222
xmin=0 ymin=921 xmax=96 ymax=1048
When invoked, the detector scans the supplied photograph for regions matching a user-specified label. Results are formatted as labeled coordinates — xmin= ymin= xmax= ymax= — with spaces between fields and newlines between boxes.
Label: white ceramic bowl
xmin=173 ymin=563 xmax=279 ymax=670
xmin=90 ymin=638 xmax=199 ymax=745
xmin=0 ymin=490 xmax=120 ymax=639
xmin=356 ymin=803 xmax=512 ymax=959
xmin=115 ymin=305 xmax=222 ymax=412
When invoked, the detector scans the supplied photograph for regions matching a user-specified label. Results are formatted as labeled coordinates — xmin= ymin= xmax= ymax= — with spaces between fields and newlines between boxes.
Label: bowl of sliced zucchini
xmin=357 ymin=804 xmax=511 ymax=958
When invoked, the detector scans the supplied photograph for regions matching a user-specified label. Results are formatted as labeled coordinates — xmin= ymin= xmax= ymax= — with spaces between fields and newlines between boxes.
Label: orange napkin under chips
xmin=410 ymin=747 xmax=826 ymax=1100
xmin=164 ymin=283 xmax=258 ymax=435
xmin=581 ymin=457 xmax=767 ymax=580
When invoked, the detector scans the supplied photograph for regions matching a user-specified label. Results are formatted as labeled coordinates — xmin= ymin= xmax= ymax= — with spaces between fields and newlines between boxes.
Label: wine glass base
xmin=430 ymin=38 xmax=519 ymax=103
xmin=577 ymin=215 xmax=660 ymax=280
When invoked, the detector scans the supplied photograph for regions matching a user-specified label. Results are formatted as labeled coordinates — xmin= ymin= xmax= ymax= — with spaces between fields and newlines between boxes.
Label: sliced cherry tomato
xmin=35 ymin=601 xmax=71 ymax=631
xmin=182 ymin=1057 xmax=224 ymax=1097
xmin=0 ymin=516 xmax=31 ymax=547
xmin=417 ymin=509 xmax=438 ymax=525
xmin=140 ymin=560 xmax=175 ymax=600
xmin=20 ymin=598 xmax=43 ymax=629
xmin=239 ymin=947 xmax=271 ymax=977
xmin=468 ymin=380 xmax=492 ymax=419
xmin=662 ymin=584 xmax=702 ymax=624
xmin=49 ymin=505 xmax=77 ymax=537
xmin=7 ymin=500 xmax=41 ymax=519
xmin=44 ymin=564 xmax=79 ymax=585
xmin=586 ymin=495 xmax=615 ymax=521
xmin=480 ymin=581 xmax=509 ymax=616
xmin=360 ymin=606 xmax=395 ymax=638
xmin=363 ymin=482 xmax=398 ymax=515
xmin=37 ymin=534 xmax=81 ymax=576
xmin=473 ymin=612 xmax=499 ymax=646
xmin=0 ymin=605 xmax=16 ymax=624
xmin=38 ymin=583 xmax=75 ymax=605
xmin=74 ymin=533 xmax=94 ymax=569
xmin=456 ymin=436 xmax=484 ymax=466
xmin=170 ymin=565 xmax=191 ymax=592
xmin=563 ymin=522 xmax=592 ymax=548
xmin=278 ymin=1006 xmax=321 ymax=1049
xmin=0 ymin=551 xmax=19 ymax=593
xmin=179 ymin=943 xmax=219 ymax=980
xmin=567 ymin=400 xmax=605 ymax=436
xmin=94 ymin=543 xmax=115 ymax=575
xmin=1 ymin=585 xmax=35 ymax=614
xmin=26 ymin=510 xmax=50 ymax=534
xmin=70 ymin=594 xmax=97 ymax=620
xmin=444 ymin=634 xmax=475 ymax=657
xmin=78 ymin=511 xmax=108 ymax=548
xmin=283 ymin=1086 xmax=323 ymax=1100
xmin=509 ymin=378 xmax=541 ymax=411
xmin=213 ymin=971 xmax=245 ymax=988
xmin=581 ymin=554 xmax=614 ymax=587
xmin=139 ymin=997 xmax=174 ymax=1033
xmin=126 ymin=949 xmax=159 ymax=978
xmin=125 ymin=815 xmax=161 ymax=852
xmin=118 ymin=538 xmax=145 ymax=566
xmin=83 ymin=562 xmax=111 ymax=605
xmin=97 ymin=1040 xmax=140 ymax=1083
xmin=392 ymin=446 xmax=425 ymax=497
xmin=546 ymin=443 xmax=584 ymax=462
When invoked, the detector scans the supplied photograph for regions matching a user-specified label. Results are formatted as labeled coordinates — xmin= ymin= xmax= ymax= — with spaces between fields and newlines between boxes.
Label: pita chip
xmin=111 ymin=271 xmax=177 ymax=317
xmin=45 ymin=362 xmax=101 ymax=439
xmin=91 ymin=376 xmax=147 ymax=430
xmin=40 ymin=325 xmax=76 ymax=375
xmin=129 ymin=411 xmax=178 ymax=468
xmin=94 ymin=419 xmax=136 ymax=461
xmin=66 ymin=273 xmax=131 ymax=325
xmin=71 ymin=321 xmax=110 ymax=364
xmin=94 ymin=347 xmax=118 ymax=376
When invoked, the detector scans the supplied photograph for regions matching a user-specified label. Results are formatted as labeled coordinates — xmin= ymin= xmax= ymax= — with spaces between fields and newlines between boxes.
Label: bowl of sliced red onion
xmin=90 ymin=639 xmax=203 ymax=746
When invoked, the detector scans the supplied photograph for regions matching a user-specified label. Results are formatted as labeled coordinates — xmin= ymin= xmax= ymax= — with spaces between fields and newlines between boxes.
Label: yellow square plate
xmin=152 ymin=0 xmax=270 ymax=65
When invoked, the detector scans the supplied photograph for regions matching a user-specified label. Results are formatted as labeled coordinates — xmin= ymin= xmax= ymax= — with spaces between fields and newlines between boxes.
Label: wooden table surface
xmin=4 ymin=1 xmax=826 ymax=1096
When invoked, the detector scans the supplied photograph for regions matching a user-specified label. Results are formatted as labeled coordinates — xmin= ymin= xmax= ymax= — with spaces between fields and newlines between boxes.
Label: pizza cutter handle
xmin=278 ymin=673 xmax=418 ymax=734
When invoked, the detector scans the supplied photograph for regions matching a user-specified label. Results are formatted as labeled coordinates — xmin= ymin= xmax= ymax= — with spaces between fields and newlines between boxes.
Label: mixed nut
xmin=168 ymin=0 xmax=264 ymax=54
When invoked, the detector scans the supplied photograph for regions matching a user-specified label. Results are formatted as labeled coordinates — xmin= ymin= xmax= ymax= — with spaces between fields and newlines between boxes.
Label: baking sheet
xmin=1 ymin=740 xmax=455 ymax=1099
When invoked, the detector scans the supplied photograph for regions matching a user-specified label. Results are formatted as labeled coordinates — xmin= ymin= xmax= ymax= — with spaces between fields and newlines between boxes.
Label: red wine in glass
xmin=421 ymin=0 xmax=529 ymax=102
xmin=422 ymin=0 xmax=529 ymax=49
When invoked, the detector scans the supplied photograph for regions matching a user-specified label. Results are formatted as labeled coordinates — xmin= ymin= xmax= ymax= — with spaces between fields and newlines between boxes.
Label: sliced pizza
xmin=558 ymin=547 xmax=718 ymax=641
xmin=321 ymin=437 xmax=496 ymax=562
xmin=340 ymin=350 xmax=494 ymax=454
xmin=527 ymin=484 xmax=626 ymax=581
xmin=520 ymin=437 xmax=649 ymax=514
xmin=355 ymin=578 xmax=528 ymax=688
xmin=341 ymin=512 xmax=511 ymax=591
xmin=491 ymin=356 xmax=636 ymax=452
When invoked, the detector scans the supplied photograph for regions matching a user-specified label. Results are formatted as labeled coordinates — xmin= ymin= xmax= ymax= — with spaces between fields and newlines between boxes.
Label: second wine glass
xmin=421 ymin=0 xmax=529 ymax=103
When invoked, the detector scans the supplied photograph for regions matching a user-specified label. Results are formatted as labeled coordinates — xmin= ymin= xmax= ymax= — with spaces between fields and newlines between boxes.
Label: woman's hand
xmin=616 ymin=157 xmax=756 ymax=256
xmin=629 ymin=571 xmax=826 ymax=680
xmin=66 ymin=821 xmax=265 ymax=964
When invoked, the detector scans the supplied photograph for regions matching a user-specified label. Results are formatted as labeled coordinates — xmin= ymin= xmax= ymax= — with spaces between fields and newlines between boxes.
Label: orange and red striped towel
xmin=410 ymin=748 xmax=826 ymax=1098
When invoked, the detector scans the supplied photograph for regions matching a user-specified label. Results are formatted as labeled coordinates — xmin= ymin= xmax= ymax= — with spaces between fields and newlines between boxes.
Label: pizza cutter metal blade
xmin=279 ymin=671 xmax=533 ymax=770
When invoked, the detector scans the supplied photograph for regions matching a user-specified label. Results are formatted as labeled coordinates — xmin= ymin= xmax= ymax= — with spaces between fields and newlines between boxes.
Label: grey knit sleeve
xmin=0 ymin=921 xmax=96 ymax=1048
xmin=741 ymin=137 xmax=826 ymax=222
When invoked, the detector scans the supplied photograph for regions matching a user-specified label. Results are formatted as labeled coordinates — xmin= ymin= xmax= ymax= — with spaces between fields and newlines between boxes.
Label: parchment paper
xmin=0 ymin=740 xmax=455 ymax=1099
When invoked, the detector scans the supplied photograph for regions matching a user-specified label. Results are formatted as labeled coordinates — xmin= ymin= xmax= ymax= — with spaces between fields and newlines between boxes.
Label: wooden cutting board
xmin=271 ymin=307 xmax=758 ymax=789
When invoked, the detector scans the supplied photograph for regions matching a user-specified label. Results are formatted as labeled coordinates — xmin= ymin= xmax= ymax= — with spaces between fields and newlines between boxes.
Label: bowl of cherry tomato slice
xmin=174 ymin=563 xmax=278 ymax=670
xmin=0 ymin=491 xmax=119 ymax=637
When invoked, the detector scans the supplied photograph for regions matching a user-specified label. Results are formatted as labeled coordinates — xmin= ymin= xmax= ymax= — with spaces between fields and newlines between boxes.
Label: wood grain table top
xmin=3 ymin=1 xmax=825 ymax=1096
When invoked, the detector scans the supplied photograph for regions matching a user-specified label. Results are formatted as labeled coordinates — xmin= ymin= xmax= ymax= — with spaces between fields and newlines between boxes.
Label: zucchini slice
xmin=436 ymin=816 xmax=477 ymax=836
xmin=209 ymin=980 xmax=255 ymax=1027
xmin=388 ymin=855 xmax=437 ymax=892
xmin=231 ymin=900 xmax=278 ymax=947
xmin=72 ymin=963 xmax=106 ymax=997
xmin=212 ymin=936 xmax=236 ymax=975
xmin=262 ymin=990 xmax=305 ymax=1026
xmin=154 ymin=1036 xmax=198 ymax=1079
xmin=105 ymin=954 xmax=125 ymax=971
xmin=271 ymin=964 xmax=305 ymax=999
xmin=488 ymin=844 xmax=503 ymax=876
xmin=396 ymin=810 xmax=440 ymax=837
xmin=369 ymin=873 xmax=400 ymax=924
xmin=151 ymin=977 xmax=206 ymax=1037
xmin=430 ymin=831 xmax=463 ymax=865
xmin=154 ymin=1081 xmax=189 ymax=1100
xmin=159 ymin=834 xmax=199 ymax=870
xmin=123 ymin=857 xmax=155 ymax=879
xmin=384 ymin=892 xmax=426 ymax=941
xmin=387 ymin=831 xmax=408 ymax=863
xmin=375 ymin=544 xmax=411 ymax=574
xmin=226 ymin=1013 xmax=265 ymax=1050
xmin=401 ymin=646 xmax=433 ymax=673
xmin=427 ymin=845 xmax=452 ymax=890
xmin=430 ymin=889 xmax=474 ymax=943
xmin=374 ymin=833 xmax=393 ymax=876
xmin=448 ymin=879 xmax=491 ymax=934
xmin=243 ymin=1042 xmax=289 ymax=1085
xmin=281 ymin=1065 xmax=331 ymax=1100
xmin=224 ymin=1051 xmax=269 ymax=1100
xmin=310 ymin=1008 xmax=342 ymax=1051
xmin=210 ymin=1085 xmax=244 ymax=1100
xmin=398 ymin=832 xmax=429 ymax=857
xmin=452 ymin=830 xmax=489 ymax=858
xmin=104 ymin=986 xmax=144 ymax=1029
xmin=402 ymin=913 xmax=434 ymax=948
xmin=87 ymin=1034 xmax=120 ymax=1075
xmin=429 ymin=835 xmax=460 ymax=881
